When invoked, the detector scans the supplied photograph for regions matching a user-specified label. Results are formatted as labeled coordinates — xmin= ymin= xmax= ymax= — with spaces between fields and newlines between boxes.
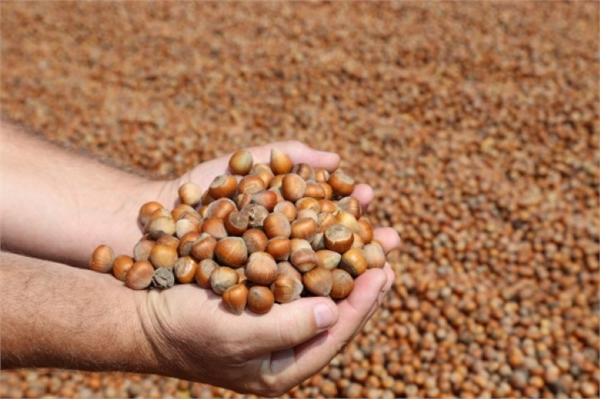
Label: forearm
xmin=0 ymin=121 xmax=156 ymax=267
xmin=0 ymin=252 xmax=157 ymax=372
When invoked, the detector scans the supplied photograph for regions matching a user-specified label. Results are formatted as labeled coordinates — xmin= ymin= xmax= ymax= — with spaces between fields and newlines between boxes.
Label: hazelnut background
xmin=1 ymin=2 xmax=598 ymax=399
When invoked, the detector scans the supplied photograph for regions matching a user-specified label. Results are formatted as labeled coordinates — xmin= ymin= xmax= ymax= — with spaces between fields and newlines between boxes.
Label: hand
xmin=137 ymin=141 xmax=400 ymax=395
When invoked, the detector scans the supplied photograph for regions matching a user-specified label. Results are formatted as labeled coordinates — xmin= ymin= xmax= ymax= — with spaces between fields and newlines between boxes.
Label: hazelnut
xmin=290 ymin=248 xmax=319 ymax=273
xmin=271 ymin=274 xmax=304 ymax=303
xmin=339 ymin=248 xmax=367 ymax=277
xmin=133 ymin=238 xmax=155 ymax=262
xmin=266 ymin=237 xmax=292 ymax=261
xmin=251 ymin=190 xmax=278 ymax=211
xmin=206 ymin=198 xmax=237 ymax=219
xmin=316 ymin=249 xmax=342 ymax=270
xmin=125 ymin=260 xmax=154 ymax=290
xmin=242 ymin=228 xmax=269 ymax=254
xmin=147 ymin=216 xmax=176 ymax=240
xmin=222 ymin=283 xmax=249 ymax=314
xmin=228 ymin=150 xmax=253 ymax=175
xmin=282 ymin=173 xmax=307 ymax=202
xmin=328 ymin=170 xmax=355 ymax=197
xmin=223 ymin=211 xmax=250 ymax=236
xmin=138 ymin=201 xmax=165 ymax=227
xmin=152 ymin=267 xmax=175 ymax=289
xmin=200 ymin=216 xmax=228 ymax=239
xmin=270 ymin=147 xmax=293 ymax=174
xmin=89 ymin=245 xmax=115 ymax=273
xmin=241 ymin=203 xmax=269 ymax=228
xmin=331 ymin=268 xmax=354 ymax=299
xmin=273 ymin=200 xmax=297 ymax=222
xmin=264 ymin=212 xmax=292 ymax=238
xmin=149 ymin=244 xmax=178 ymax=270
xmin=178 ymin=182 xmax=203 ymax=206
xmin=214 ymin=237 xmax=248 ymax=267
xmin=337 ymin=197 xmax=361 ymax=219
xmin=195 ymin=259 xmax=218 ymax=289
xmin=237 ymin=175 xmax=266 ymax=195
xmin=190 ymin=233 xmax=217 ymax=261
xmin=178 ymin=231 xmax=200 ymax=257
xmin=291 ymin=217 xmax=318 ymax=241
xmin=175 ymin=218 xmax=199 ymax=239
xmin=245 ymin=251 xmax=278 ymax=285
xmin=210 ymin=266 xmax=239 ymax=295
xmin=208 ymin=174 xmax=238 ymax=199
xmin=303 ymin=267 xmax=333 ymax=296
xmin=363 ymin=243 xmax=386 ymax=269
xmin=324 ymin=224 xmax=354 ymax=253
xmin=173 ymin=256 xmax=198 ymax=284
xmin=292 ymin=163 xmax=315 ymax=181
xmin=247 ymin=285 xmax=275 ymax=314
xmin=112 ymin=255 xmax=134 ymax=281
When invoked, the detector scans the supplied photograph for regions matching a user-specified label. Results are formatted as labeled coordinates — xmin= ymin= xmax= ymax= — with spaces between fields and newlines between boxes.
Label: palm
xmin=143 ymin=141 xmax=400 ymax=395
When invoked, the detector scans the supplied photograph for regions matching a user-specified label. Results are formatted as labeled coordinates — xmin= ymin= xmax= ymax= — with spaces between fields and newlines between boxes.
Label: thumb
xmin=231 ymin=297 xmax=339 ymax=359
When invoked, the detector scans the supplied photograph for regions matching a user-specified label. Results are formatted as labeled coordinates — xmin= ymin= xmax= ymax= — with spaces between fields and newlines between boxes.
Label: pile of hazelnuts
xmin=89 ymin=148 xmax=387 ymax=314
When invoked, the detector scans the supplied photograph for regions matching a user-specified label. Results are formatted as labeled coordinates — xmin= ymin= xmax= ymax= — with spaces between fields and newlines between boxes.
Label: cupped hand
xmin=138 ymin=141 xmax=400 ymax=395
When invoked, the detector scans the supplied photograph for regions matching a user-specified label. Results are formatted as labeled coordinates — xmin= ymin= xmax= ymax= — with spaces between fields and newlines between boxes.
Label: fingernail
xmin=314 ymin=303 xmax=335 ymax=331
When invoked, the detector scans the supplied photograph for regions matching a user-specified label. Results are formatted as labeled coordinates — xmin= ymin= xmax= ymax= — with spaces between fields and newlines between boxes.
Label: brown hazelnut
xmin=125 ymin=260 xmax=154 ymax=290
xmin=264 ymin=212 xmax=292 ymax=239
xmin=266 ymin=237 xmax=292 ymax=261
xmin=331 ymin=268 xmax=354 ymax=299
xmin=290 ymin=248 xmax=319 ymax=273
xmin=229 ymin=150 xmax=253 ymax=175
xmin=214 ymin=237 xmax=248 ymax=267
xmin=247 ymin=285 xmax=275 ymax=314
xmin=291 ymin=217 xmax=318 ymax=241
xmin=303 ymin=267 xmax=333 ymax=296
xmin=364 ymin=243 xmax=386 ymax=269
xmin=251 ymin=190 xmax=278 ymax=211
xmin=190 ymin=233 xmax=217 ymax=261
xmin=328 ymin=170 xmax=355 ymax=197
xmin=242 ymin=228 xmax=269 ymax=254
xmin=222 ymin=283 xmax=249 ymax=314
xmin=210 ymin=266 xmax=239 ymax=295
xmin=270 ymin=148 xmax=293 ymax=175
xmin=147 ymin=216 xmax=176 ymax=240
xmin=138 ymin=201 xmax=164 ymax=227
xmin=238 ymin=175 xmax=266 ymax=195
xmin=242 ymin=203 xmax=269 ymax=228
xmin=90 ymin=245 xmax=115 ymax=273
xmin=133 ymin=238 xmax=155 ymax=262
xmin=178 ymin=231 xmax=200 ymax=257
xmin=149 ymin=244 xmax=178 ymax=270
xmin=271 ymin=274 xmax=304 ymax=303
xmin=174 ymin=256 xmax=198 ymax=284
xmin=245 ymin=252 xmax=278 ymax=285
xmin=206 ymin=198 xmax=237 ymax=219
xmin=339 ymin=248 xmax=367 ymax=277
xmin=178 ymin=183 xmax=203 ymax=206
xmin=208 ymin=174 xmax=238 ymax=199
xmin=224 ymin=211 xmax=250 ymax=236
xmin=316 ymin=249 xmax=342 ymax=270
xmin=195 ymin=259 xmax=218 ymax=289
xmin=200 ymin=216 xmax=228 ymax=239
xmin=112 ymin=255 xmax=134 ymax=281
xmin=324 ymin=224 xmax=354 ymax=253
xmin=282 ymin=173 xmax=307 ymax=202
xmin=273 ymin=200 xmax=297 ymax=222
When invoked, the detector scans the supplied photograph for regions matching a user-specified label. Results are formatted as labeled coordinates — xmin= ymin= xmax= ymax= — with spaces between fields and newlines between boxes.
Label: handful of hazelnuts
xmin=90 ymin=148 xmax=387 ymax=314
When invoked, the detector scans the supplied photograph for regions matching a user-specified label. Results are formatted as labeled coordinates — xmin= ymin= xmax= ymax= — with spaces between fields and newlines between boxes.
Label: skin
xmin=0 ymin=120 xmax=400 ymax=396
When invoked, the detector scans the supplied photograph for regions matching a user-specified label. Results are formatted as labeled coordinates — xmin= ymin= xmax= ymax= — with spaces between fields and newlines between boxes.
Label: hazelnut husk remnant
xmin=89 ymin=148 xmax=389 ymax=315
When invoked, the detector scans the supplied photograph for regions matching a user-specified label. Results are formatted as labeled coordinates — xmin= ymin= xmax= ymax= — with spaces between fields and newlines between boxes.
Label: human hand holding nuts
xmin=90 ymin=141 xmax=399 ymax=395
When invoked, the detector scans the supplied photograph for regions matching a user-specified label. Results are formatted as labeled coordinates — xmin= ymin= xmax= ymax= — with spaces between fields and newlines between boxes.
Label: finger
xmin=351 ymin=184 xmax=373 ymax=212
xmin=262 ymin=268 xmax=389 ymax=387
xmin=212 ymin=141 xmax=341 ymax=173
xmin=218 ymin=296 xmax=340 ymax=359
xmin=373 ymin=227 xmax=401 ymax=255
